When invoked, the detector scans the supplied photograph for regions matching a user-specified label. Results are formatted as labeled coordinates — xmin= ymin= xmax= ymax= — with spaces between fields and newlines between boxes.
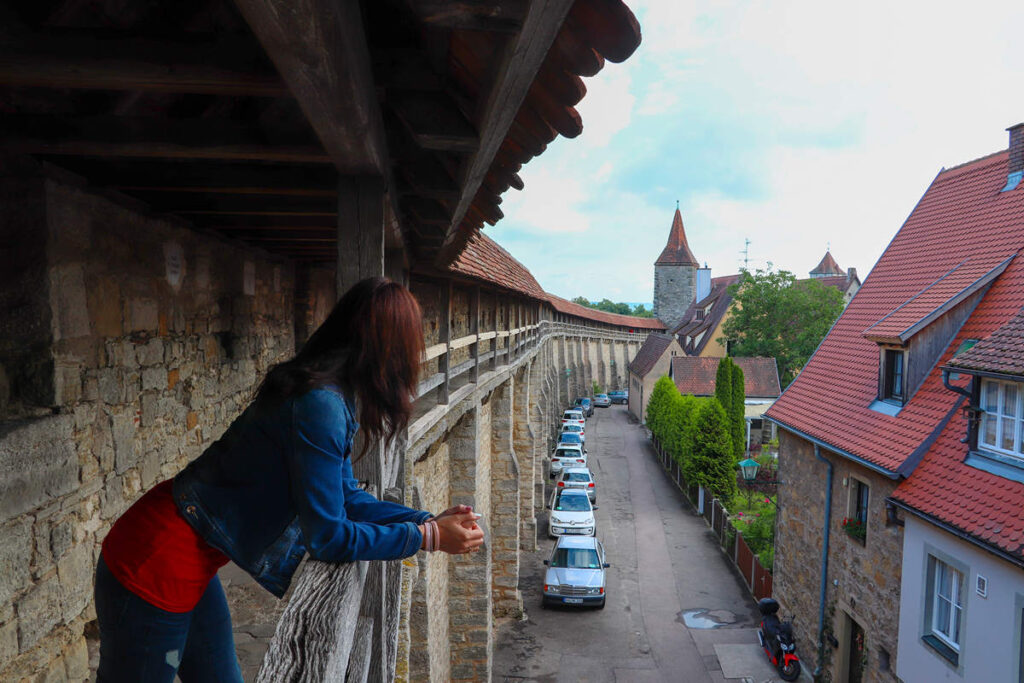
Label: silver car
xmin=593 ymin=393 xmax=611 ymax=408
xmin=558 ymin=467 xmax=597 ymax=503
xmin=542 ymin=535 xmax=609 ymax=608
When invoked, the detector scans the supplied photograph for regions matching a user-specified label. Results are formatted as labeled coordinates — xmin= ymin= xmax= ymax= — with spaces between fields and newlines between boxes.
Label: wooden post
xmin=337 ymin=176 xmax=384 ymax=296
xmin=437 ymin=281 xmax=451 ymax=404
xmin=472 ymin=286 xmax=481 ymax=383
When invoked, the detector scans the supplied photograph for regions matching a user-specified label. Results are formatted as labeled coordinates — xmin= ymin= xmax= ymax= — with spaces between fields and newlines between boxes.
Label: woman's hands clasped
xmin=433 ymin=513 xmax=484 ymax=554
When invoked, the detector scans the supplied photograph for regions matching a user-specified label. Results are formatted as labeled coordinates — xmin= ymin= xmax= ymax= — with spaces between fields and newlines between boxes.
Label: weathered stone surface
xmin=0 ymin=618 xmax=17 ymax=668
xmin=128 ymin=298 xmax=159 ymax=334
xmin=49 ymin=519 xmax=73 ymax=562
xmin=0 ymin=520 xmax=33 ymax=607
xmin=57 ymin=543 xmax=93 ymax=623
xmin=16 ymin=578 xmax=61 ymax=652
xmin=49 ymin=264 xmax=90 ymax=341
xmin=141 ymin=367 xmax=167 ymax=392
xmin=62 ymin=637 xmax=88 ymax=681
xmin=109 ymin=411 xmax=137 ymax=475
xmin=0 ymin=415 xmax=77 ymax=522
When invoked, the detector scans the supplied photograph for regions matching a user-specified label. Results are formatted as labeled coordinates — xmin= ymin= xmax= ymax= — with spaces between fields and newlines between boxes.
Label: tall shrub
xmin=715 ymin=357 xmax=733 ymax=417
xmin=645 ymin=375 xmax=676 ymax=443
xmin=683 ymin=399 xmax=737 ymax=501
xmin=731 ymin=361 xmax=746 ymax=458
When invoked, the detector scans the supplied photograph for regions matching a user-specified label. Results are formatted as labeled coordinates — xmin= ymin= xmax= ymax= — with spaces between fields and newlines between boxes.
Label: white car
xmin=560 ymin=423 xmax=586 ymax=443
xmin=561 ymin=409 xmax=585 ymax=429
xmin=542 ymin=536 xmax=609 ymax=608
xmin=548 ymin=489 xmax=597 ymax=538
xmin=558 ymin=467 xmax=597 ymax=503
xmin=550 ymin=444 xmax=587 ymax=478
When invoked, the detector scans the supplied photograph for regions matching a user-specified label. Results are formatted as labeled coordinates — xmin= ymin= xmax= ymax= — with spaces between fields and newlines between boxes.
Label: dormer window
xmin=979 ymin=379 xmax=1022 ymax=458
xmin=696 ymin=309 xmax=704 ymax=321
xmin=881 ymin=348 xmax=906 ymax=404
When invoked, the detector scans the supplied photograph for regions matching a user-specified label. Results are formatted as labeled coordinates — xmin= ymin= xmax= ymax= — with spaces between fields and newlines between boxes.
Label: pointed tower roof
xmin=810 ymin=250 xmax=844 ymax=276
xmin=655 ymin=207 xmax=699 ymax=266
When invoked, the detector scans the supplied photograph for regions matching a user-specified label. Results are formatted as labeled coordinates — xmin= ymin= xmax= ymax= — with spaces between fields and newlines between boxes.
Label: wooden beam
xmin=438 ymin=281 xmax=452 ymax=404
xmin=405 ymin=0 xmax=529 ymax=33
xmin=389 ymin=91 xmax=479 ymax=153
xmin=436 ymin=0 xmax=575 ymax=265
xmin=0 ymin=34 xmax=286 ymax=96
xmin=336 ymin=176 xmax=385 ymax=295
xmin=1 ymin=114 xmax=329 ymax=163
xmin=129 ymin=191 xmax=336 ymax=214
xmin=234 ymin=0 xmax=389 ymax=175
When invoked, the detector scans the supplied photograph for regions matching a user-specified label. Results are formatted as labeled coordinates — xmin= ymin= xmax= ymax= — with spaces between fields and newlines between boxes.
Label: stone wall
xmin=0 ymin=174 xmax=296 ymax=680
xmin=653 ymin=264 xmax=696 ymax=331
xmin=774 ymin=430 xmax=903 ymax=683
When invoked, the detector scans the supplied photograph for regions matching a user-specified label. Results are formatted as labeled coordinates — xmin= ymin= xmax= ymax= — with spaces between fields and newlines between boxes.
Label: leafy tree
xmin=715 ymin=357 xmax=733 ymax=417
xmin=730 ymin=361 xmax=746 ymax=458
xmin=719 ymin=267 xmax=844 ymax=386
xmin=631 ymin=304 xmax=654 ymax=318
xmin=571 ymin=297 xmax=654 ymax=318
xmin=571 ymin=296 xmax=591 ymax=306
xmin=683 ymin=399 xmax=737 ymax=500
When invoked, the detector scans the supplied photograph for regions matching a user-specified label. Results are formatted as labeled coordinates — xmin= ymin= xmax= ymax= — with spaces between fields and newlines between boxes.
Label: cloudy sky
xmin=487 ymin=0 xmax=1024 ymax=305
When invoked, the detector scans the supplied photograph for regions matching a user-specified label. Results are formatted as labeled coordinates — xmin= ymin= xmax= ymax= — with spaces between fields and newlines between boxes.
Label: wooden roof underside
xmin=0 ymin=0 xmax=640 ymax=268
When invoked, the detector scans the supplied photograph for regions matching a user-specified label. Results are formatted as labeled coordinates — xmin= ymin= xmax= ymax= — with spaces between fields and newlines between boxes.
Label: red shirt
xmin=102 ymin=480 xmax=229 ymax=613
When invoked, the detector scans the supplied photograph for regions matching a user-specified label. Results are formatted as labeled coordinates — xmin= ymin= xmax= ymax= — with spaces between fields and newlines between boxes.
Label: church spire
xmin=655 ymin=207 xmax=699 ymax=266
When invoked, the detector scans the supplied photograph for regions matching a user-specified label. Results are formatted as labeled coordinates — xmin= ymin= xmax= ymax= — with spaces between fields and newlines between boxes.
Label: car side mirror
xmin=543 ymin=560 xmax=549 ymax=566
xmin=603 ymin=563 xmax=610 ymax=568
xmin=592 ymin=505 xmax=599 ymax=510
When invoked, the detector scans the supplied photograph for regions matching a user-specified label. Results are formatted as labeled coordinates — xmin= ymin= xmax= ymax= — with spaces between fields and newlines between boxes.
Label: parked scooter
xmin=757 ymin=598 xmax=801 ymax=681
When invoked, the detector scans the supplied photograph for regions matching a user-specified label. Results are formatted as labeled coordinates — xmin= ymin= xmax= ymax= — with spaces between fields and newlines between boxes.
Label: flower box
xmin=841 ymin=517 xmax=866 ymax=542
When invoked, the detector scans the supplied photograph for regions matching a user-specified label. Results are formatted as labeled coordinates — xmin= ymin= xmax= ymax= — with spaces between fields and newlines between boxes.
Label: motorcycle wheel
xmin=779 ymin=659 xmax=801 ymax=682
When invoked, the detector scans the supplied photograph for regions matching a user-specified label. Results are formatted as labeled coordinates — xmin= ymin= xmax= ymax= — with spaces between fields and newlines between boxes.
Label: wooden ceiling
xmin=0 ymin=0 xmax=640 ymax=268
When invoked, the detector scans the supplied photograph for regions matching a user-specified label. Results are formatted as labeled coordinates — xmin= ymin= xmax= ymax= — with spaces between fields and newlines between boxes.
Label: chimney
xmin=696 ymin=264 xmax=711 ymax=303
xmin=847 ymin=267 xmax=858 ymax=283
xmin=1003 ymin=123 xmax=1024 ymax=192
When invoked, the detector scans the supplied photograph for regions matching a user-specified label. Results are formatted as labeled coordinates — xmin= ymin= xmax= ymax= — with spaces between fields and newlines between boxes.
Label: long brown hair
xmin=256 ymin=277 xmax=424 ymax=457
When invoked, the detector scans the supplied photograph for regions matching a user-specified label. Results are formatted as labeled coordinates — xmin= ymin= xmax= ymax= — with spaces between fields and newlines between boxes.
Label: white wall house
xmin=897 ymin=515 xmax=1024 ymax=682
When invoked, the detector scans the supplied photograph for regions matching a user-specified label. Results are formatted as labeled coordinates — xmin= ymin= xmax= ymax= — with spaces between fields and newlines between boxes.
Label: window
xmin=924 ymin=555 xmax=964 ymax=666
xmin=980 ymin=379 xmax=1023 ymax=458
xmin=883 ymin=349 xmax=906 ymax=402
xmin=844 ymin=479 xmax=869 ymax=544
xmin=696 ymin=309 xmax=705 ymax=321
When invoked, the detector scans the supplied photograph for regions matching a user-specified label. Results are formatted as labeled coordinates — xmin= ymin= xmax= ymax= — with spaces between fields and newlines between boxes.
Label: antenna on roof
xmin=740 ymin=238 xmax=751 ymax=271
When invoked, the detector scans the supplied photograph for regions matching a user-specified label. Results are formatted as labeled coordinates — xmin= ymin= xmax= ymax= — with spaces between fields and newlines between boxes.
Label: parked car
xmin=593 ymin=393 xmax=611 ymax=408
xmin=550 ymin=444 xmax=587 ymax=478
xmin=561 ymin=409 xmax=585 ymax=428
xmin=608 ymin=390 xmax=628 ymax=404
xmin=574 ymin=397 xmax=594 ymax=417
xmin=560 ymin=422 xmax=585 ymax=443
xmin=557 ymin=432 xmax=586 ymax=451
xmin=548 ymin=488 xmax=596 ymax=538
xmin=542 ymin=536 xmax=609 ymax=608
xmin=558 ymin=467 xmax=597 ymax=502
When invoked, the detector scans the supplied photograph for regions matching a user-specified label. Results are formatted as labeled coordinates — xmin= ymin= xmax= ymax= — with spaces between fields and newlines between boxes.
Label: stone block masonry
xmin=0 ymin=172 xmax=303 ymax=680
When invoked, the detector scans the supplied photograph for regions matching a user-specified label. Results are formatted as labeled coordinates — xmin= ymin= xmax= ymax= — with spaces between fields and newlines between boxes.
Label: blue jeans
xmin=94 ymin=555 xmax=244 ymax=683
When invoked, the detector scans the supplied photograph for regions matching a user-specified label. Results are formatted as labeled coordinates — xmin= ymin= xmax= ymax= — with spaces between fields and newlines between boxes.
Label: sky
xmin=487 ymin=0 xmax=1024 ymax=305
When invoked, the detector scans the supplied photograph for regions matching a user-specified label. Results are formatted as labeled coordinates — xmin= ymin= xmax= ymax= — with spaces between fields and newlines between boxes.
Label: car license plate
xmin=563 ymin=598 xmax=583 ymax=604
xmin=564 ymin=528 xmax=582 ymax=534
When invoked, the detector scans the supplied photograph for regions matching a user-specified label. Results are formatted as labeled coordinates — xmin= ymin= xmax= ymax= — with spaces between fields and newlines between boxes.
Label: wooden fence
xmin=651 ymin=438 xmax=773 ymax=602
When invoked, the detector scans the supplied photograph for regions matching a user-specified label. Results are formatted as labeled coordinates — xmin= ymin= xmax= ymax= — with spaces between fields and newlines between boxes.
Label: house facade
xmin=766 ymin=124 xmax=1024 ymax=683
xmin=627 ymin=333 xmax=683 ymax=422
xmin=670 ymin=356 xmax=780 ymax=447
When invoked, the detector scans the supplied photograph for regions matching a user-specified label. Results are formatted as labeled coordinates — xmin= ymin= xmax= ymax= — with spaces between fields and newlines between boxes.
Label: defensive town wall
xmin=0 ymin=170 xmax=647 ymax=682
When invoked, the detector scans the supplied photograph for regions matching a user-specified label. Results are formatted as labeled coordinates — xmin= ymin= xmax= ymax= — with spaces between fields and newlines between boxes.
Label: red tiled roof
xmin=863 ymin=257 xmax=1012 ymax=344
xmin=627 ymin=333 xmax=675 ymax=377
xmin=671 ymin=356 xmax=781 ymax=398
xmin=766 ymin=148 xmax=1024 ymax=479
xmin=946 ymin=306 xmax=1024 ymax=376
xmin=798 ymin=274 xmax=857 ymax=295
xmin=450 ymin=232 xmax=547 ymax=299
xmin=655 ymin=208 xmax=699 ymax=266
xmin=450 ymin=232 xmax=664 ymax=330
xmin=810 ymin=250 xmax=844 ymax=276
xmin=545 ymin=293 xmax=666 ymax=330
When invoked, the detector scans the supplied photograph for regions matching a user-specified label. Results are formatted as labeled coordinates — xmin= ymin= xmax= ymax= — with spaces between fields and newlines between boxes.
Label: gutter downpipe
xmin=813 ymin=444 xmax=833 ymax=679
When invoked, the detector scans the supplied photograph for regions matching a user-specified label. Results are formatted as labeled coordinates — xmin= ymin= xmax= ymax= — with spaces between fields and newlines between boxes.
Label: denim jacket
xmin=172 ymin=386 xmax=429 ymax=598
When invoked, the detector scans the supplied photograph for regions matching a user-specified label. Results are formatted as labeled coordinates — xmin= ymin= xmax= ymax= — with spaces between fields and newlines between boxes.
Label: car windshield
xmin=550 ymin=548 xmax=601 ymax=569
xmin=596 ymin=394 xmax=608 ymax=399
xmin=563 ymin=472 xmax=590 ymax=482
xmin=555 ymin=449 xmax=580 ymax=459
xmin=559 ymin=434 xmax=583 ymax=444
xmin=554 ymin=495 xmax=590 ymax=512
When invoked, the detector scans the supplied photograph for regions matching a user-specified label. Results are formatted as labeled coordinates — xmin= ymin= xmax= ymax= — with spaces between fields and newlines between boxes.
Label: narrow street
xmin=494 ymin=405 xmax=783 ymax=683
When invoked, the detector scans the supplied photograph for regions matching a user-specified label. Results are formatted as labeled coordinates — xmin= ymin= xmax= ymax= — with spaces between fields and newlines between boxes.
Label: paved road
xmin=494 ymin=405 xmax=784 ymax=683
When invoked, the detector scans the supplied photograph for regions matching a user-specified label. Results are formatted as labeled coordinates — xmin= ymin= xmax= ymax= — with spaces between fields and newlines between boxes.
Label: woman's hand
xmin=433 ymin=513 xmax=484 ymax=554
xmin=432 ymin=504 xmax=473 ymax=521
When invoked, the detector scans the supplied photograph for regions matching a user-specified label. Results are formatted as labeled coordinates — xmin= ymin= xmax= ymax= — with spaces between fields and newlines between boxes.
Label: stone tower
xmin=653 ymin=207 xmax=699 ymax=330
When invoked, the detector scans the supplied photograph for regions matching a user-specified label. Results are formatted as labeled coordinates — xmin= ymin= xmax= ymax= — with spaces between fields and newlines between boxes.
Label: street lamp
xmin=738 ymin=458 xmax=760 ymax=483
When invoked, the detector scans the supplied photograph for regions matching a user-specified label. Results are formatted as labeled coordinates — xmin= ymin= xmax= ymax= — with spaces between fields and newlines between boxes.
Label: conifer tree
xmin=715 ymin=357 xmax=733 ymax=418
xmin=683 ymin=399 xmax=737 ymax=500
xmin=731 ymin=361 xmax=746 ymax=458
